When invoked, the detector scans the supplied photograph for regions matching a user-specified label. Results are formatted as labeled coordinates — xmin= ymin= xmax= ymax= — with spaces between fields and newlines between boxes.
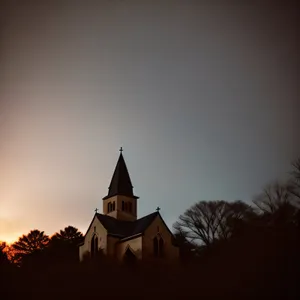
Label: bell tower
xmin=102 ymin=148 xmax=139 ymax=222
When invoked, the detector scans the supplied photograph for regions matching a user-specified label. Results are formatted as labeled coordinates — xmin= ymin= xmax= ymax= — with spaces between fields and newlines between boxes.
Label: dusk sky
xmin=0 ymin=1 xmax=299 ymax=243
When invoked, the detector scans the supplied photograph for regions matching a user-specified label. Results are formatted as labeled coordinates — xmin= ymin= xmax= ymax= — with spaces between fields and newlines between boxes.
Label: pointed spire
xmin=103 ymin=149 xmax=139 ymax=200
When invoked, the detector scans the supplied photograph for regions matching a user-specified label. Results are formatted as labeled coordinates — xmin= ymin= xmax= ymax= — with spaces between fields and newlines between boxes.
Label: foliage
xmin=253 ymin=181 xmax=299 ymax=228
xmin=51 ymin=226 xmax=83 ymax=245
xmin=291 ymin=158 xmax=300 ymax=185
xmin=173 ymin=200 xmax=255 ymax=247
xmin=253 ymin=181 xmax=296 ymax=214
xmin=12 ymin=230 xmax=49 ymax=254
xmin=289 ymin=158 xmax=300 ymax=200
xmin=0 ymin=242 xmax=9 ymax=265
xmin=48 ymin=226 xmax=84 ymax=263
xmin=11 ymin=230 xmax=49 ymax=264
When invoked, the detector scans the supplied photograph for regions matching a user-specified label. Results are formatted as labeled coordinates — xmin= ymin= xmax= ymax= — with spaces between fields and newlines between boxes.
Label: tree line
xmin=0 ymin=225 xmax=83 ymax=269
xmin=0 ymin=157 xmax=299 ymax=299
xmin=173 ymin=157 xmax=300 ymax=259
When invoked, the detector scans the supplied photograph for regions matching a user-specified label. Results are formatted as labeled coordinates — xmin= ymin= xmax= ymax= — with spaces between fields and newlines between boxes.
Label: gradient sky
xmin=0 ymin=1 xmax=299 ymax=243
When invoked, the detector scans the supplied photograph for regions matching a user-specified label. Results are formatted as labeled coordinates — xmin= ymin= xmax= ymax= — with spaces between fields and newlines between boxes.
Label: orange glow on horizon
xmin=0 ymin=233 xmax=22 ymax=245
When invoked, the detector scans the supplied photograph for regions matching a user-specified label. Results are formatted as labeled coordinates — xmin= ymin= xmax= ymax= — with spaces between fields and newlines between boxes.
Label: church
xmin=79 ymin=149 xmax=179 ymax=262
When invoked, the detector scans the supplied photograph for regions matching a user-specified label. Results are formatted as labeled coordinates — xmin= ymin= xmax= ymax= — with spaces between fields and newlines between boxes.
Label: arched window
xmin=108 ymin=202 xmax=111 ymax=212
xmin=91 ymin=235 xmax=98 ymax=258
xmin=124 ymin=202 xmax=128 ymax=211
xmin=159 ymin=237 xmax=164 ymax=257
xmin=95 ymin=236 xmax=98 ymax=252
xmin=124 ymin=247 xmax=137 ymax=264
xmin=112 ymin=201 xmax=115 ymax=211
xmin=153 ymin=236 xmax=164 ymax=257
xmin=153 ymin=236 xmax=159 ymax=257
xmin=122 ymin=201 xmax=125 ymax=211
xmin=128 ymin=202 xmax=132 ymax=213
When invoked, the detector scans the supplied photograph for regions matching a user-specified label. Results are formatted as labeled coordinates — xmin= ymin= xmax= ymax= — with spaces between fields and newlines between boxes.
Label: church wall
xmin=106 ymin=236 xmax=119 ymax=258
xmin=142 ymin=215 xmax=179 ymax=260
xmin=116 ymin=236 xmax=142 ymax=260
xmin=79 ymin=216 xmax=108 ymax=261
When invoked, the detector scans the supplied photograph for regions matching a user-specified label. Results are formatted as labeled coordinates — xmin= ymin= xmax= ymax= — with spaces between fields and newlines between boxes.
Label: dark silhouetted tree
xmin=173 ymin=231 xmax=197 ymax=260
xmin=253 ymin=182 xmax=295 ymax=214
xmin=289 ymin=157 xmax=300 ymax=201
xmin=49 ymin=226 xmax=83 ymax=263
xmin=292 ymin=158 xmax=300 ymax=185
xmin=0 ymin=242 xmax=9 ymax=266
xmin=11 ymin=230 xmax=49 ymax=264
xmin=218 ymin=200 xmax=256 ymax=239
xmin=173 ymin=200 xmax=254 ymax=247
xmin=253 ymin=182 xmax=298 ymax=227
xmin=51 ymin=226 xmax=83 ymax=245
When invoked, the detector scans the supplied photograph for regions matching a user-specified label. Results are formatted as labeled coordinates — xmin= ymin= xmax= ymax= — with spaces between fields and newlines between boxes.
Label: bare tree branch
xmin=173 ymin=200 xmax=254 ymax=247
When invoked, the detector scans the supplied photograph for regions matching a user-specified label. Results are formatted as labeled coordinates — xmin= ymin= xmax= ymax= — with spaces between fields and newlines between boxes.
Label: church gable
xmin=112 ymin=213 xmax=178 ymax=261
xmin=142 ymin=214 xmax=179 ymax=260
xmin=79 ymin=215 xmax=108 ymax=260
xmin=116 ymin=237 xmax=142 ymax=260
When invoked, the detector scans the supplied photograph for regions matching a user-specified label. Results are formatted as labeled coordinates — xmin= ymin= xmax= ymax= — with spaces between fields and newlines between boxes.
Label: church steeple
xmin=102 ymin=148 xmax=139 ymax=222
xmin=103 ymin=148 xmax=138 ymax=200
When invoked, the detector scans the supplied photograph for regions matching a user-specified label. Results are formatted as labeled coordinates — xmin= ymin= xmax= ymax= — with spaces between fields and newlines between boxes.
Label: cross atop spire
xmin=119 ymin=147 xmax=123 ymax=153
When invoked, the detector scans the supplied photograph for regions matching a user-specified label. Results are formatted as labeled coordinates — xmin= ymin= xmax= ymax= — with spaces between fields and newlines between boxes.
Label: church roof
xmin=103 ymin=151 xmax=139 ymax=200
xmin=96 ymin=211 xmax=159 ymax=239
